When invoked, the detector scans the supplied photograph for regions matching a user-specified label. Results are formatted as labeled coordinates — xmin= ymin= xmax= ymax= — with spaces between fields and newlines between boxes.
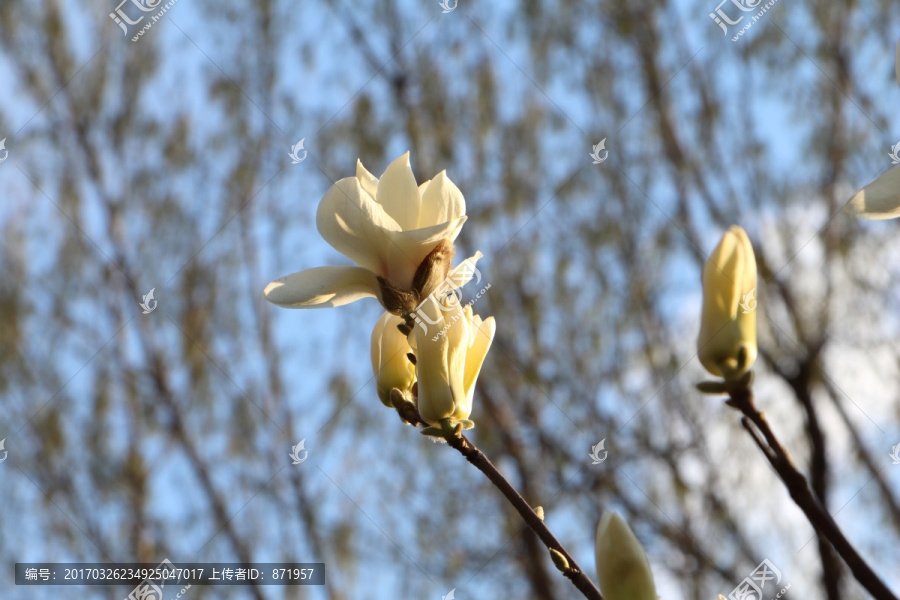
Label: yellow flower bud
xmin=370 ymin=311 xmax=416 ymax=407
xmin=595 ymin=511 xmax=657 ymax=600
xmin=413 ymin=296 xmax=495 ymax=426
xmin=698 ymin=225 xmax=758 ymax=380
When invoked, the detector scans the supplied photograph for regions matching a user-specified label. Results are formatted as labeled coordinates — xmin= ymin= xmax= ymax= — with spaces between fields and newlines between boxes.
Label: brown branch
xmin=728 ymin=387 xmax=898 ymax=600
xmin=396 ymin=403 xmax=603 ymax=600
xmin=443 ymin=431 xmax=603 ymax=599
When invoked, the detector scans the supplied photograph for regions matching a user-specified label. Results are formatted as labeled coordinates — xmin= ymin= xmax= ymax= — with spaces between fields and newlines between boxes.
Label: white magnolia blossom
xmin=370 ymin=311 xmax=416 ymax=407
xmin=849 ymin=167 xmax=900 ymax=220
xmin=595 ymin=511 xmax=657 ymax=600
xmin=264 ymin=152 xmax=480 ymax=310
xmin=413 ymin=296 xmax=495 ymax=426
xmin=698 ymin=225 xmax=758 ymax=379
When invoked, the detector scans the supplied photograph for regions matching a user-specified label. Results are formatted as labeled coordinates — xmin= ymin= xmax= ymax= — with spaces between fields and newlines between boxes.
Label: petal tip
xmin=263 ymin=279 xmax=286 ymax=303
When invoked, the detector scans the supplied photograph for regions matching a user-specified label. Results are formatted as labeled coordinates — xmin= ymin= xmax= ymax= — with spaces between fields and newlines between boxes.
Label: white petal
xmin=414 ymin=297 xmax=456 ymax=424
xmin=356 ymin=159 xmax=379 ymax=199
xmin=849 ymin=167 xmax=900 ymax=220
xmin=382 ymin=216 xmax=468 ymax=289
xmin=418 ymin=170 xmax=466 ymax=229
xmin=371 ymin=311 xmax=415 ymax=407
xmin=447 ymin=251 xmax=484 ymax=290
xmin=464 ymin=314 xmax=494 ymax=403
xmin=316 ymin=177 xmax=400 ymax=274
xmin=264 ymin=266 xmax=379 ymax=308
xmin=376 ymin=152 xmax=421 ymax=231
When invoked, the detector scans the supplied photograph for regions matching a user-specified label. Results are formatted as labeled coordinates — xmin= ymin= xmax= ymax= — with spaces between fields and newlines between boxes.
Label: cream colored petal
xmin=703 ymin=226 xmax=744 ymax=319
xmin=418 ymin=170 xmax=467 ymax=229
xmin=849 ymin=167 xmax=900 ymax=220
xmin=447 ymin=251 xmax=484 ymax=290
xmin=445 ymin=304 xmax=471 ymax=420
xmin=737 ymin=226 xmax=757 ymax=293
xmin=382 ymin=216 xmax=468 ymax=289
xmin=595 ymin=512 xmax=657 ymax=600
xmin=356 ymin=159 xmax=379 ymax=199
xmin=371 ymin=311 xmax=416 ymax=407
xmin=316 ymin=177 xmax=400 ymax=275
xmin=370 ymin=312 xmax=387 ymax=375
xmin=414 ymin=297 xmax=454 ymax=424
xmin=376 ymin=152 xmax=421 ymax=231
xmin=414 ymin=297 xmax=469 ymax=424
xmin=264 ymin=266 xmax=380 ymax=308
xmin=463 ymin=314 xmax=494 ymax=405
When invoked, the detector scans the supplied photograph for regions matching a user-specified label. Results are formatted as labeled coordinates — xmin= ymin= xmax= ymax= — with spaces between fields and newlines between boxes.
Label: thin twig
xmin=729 ymin=386 xmax=898 ymax=600
xmin=445 ymin=431 xmax=604 ymax=600
xmin=396 ymin=405 xmax=604 ymax=600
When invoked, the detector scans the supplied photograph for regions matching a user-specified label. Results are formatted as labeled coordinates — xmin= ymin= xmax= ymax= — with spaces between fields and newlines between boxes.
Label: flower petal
xmin=464 ymin=313 xmax=494 ymax=403
xmin=316 ymin=177 xmax=400 ymax=274
xmin=382 ymin=216 xmax=468 ymax=289
xmin=371 ymin=311 xmax=416 ymax=407
xmin=850 ymin=167 xmax=900 ymax=220
xmin=447 ymin=251 xmax=484 ymax=290
xmin=356 ymin=159 xmax=379 ymax=199
xmin=703 ymin=226 xmax=745 ymax=318
xmin=376 ymin=152 xmax=421 ymax=231
xmin=414 ymin=297 xmax=462 ymax=424
xmin=419 ymin=170 xmax=466 ymax=230
xmin=264 ymin=266 xmax=380 ymax=308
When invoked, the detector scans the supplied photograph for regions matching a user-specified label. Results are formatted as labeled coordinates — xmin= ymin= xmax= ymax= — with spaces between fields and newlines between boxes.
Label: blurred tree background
xmin=1 ymin=0 xmax=899 ymax=598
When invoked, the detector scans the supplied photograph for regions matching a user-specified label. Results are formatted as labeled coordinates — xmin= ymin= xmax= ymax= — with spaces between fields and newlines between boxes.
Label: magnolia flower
xmin=413 ymin=296 xmax=495 ymax=426
xmin=370 ymin=311 xmax=416 ymax=407
xmin=849 ymin=167 xmax=900 ymax=220
xmin=595 ymin=512 xmax=657 ymax=600
xmin=698 ymin=225 xmax=757 ymax=380
xmin=264 ymin=152 xmax=480 ymax=312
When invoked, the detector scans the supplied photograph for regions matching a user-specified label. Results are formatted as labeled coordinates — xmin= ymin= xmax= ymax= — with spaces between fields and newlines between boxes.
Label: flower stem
xmin=442 ymin=431 xmax=604 ymax=599
xmin=398 ymin=403 xmax=602 ymax=597
xmin=729 ymin=386 xmax=898 ymax=600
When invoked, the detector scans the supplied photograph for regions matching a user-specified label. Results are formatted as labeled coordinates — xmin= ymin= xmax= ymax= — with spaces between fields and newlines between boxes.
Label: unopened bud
xmin=412 ymin=239 xmax=455 ymax=302
xmin=550 ymin=548 xmax=570 ymax=573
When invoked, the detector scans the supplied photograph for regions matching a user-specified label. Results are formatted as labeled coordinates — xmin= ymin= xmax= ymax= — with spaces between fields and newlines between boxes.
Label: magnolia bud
xmin=698 ymin=225 xmax=757 ymax=381
xmin=414 ymin=296 xmax=495 ymax=426
xmin=595 ymin=512 xmax=657 ymax=600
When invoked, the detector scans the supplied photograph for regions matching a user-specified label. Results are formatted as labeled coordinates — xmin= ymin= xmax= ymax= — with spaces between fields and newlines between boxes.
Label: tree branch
xmin=728 ymin=386 xmax=898 ymax=600
xmin=445 ymin=432 xmax=603 ymax=599
xmin=396 ymin=405 xmax=603 ymax=600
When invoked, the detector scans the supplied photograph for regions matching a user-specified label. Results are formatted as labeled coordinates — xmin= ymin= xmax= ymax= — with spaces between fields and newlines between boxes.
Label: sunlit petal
xmin=849 ymin=167 xmax=900 ymax=220
xmin=316 ymin=177 xmax=399 ymax=275
xmin=264 ymin=266 xmax=380 ymax=308
xmin=376 ymin=152 xmax=421 ymax=230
